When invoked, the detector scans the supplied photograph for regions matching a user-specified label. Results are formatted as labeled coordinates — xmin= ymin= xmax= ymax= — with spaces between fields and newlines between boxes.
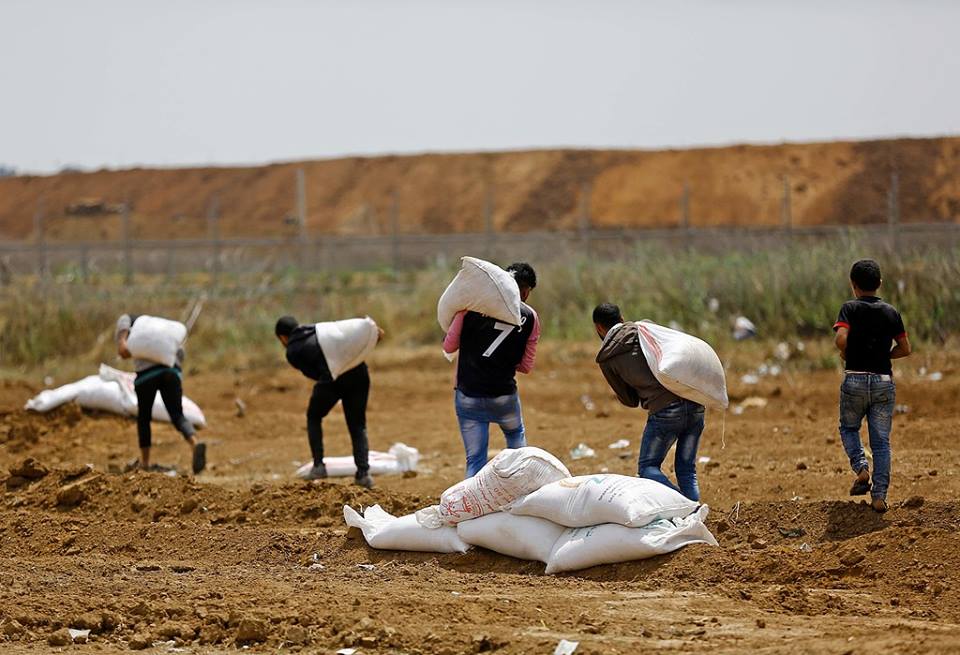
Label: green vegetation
xmin=2 ymin=243 xmax=957 ymax=372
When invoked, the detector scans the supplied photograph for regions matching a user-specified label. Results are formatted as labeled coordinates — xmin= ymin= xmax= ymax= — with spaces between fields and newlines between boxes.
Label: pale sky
xmin=2 ymin=0 xmax=958 ymax=173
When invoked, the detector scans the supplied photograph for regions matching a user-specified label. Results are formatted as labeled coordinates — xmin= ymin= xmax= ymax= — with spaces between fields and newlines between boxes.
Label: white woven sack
xmin=510 ymin=474 xmax=699 ymax=528
xmin=126 ymin=316 xmax=187 ymax=367
xmin=99 ymin=364 xmax=206 ymax=428
xmin=634 ymin=320 xmax=728 ymax=409
xmin=315 ymin=317 xmax=379 ymax=380
xmin=296 ymin=443 xmax=419 ymax=478
xmin=343 ymin=504 xmax=470 ymax=553
xmin=437 ymin=257 xmax=522 ymax=332
xmin=545 ymin=505 xmax=717 ymax=574
xmin=417 ymin=447 xmax=571 ymax=528
xmin=456 ymin=512 xmax=565 ymax=563
xmin=24 ymin=377 xmax=93 ymax=412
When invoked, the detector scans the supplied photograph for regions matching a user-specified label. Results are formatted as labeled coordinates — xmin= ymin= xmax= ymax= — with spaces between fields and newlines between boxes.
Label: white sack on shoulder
xmin=437 ymin=257 xmax=522 ymax=332
xmin=510 ymin=474 xmax=699 ymax=528
xmin=296 ymin=443 xmax=419 ymax=478
xmin=545 ymin=505 xmax=718 ymax=574
xmin=457 ymin=512 xmax=565 ymax=563
xmin=634 ymin=320 xmax=728 ymax=409
xmin=126 ymin=315 xmax=187 ymax=367
xmin=315 ymin=317 xmax=379 ymax=380
xmin=417 ymin=447 xmax=571 ymax=528
xmin=343 ymin=504 xmax=470 ymax=553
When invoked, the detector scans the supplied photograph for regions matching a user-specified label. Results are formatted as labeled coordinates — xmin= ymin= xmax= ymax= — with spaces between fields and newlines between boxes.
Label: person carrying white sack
xmin=592 ymin=303 xmax=704 ymax=501
xmin=442 ymin=262 xmax=541 ymax=478
xmin=275 ymin=315 xmax=383 ymax=488
xmin=116 ymin=314 xmax=207 ymax=474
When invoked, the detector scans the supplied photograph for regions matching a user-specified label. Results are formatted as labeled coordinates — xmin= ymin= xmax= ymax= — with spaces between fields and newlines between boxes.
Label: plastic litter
xmin=732 ymin=316 xmax=757 ymax=340
xmin=928 ymin=371 xmax=944 ymax=382
xmin=608 ymin=439 xmax=630 ymax=449
xmin=553 ymin=640 xmax=579 ymax=655
xmin=68 ymin=629 xmax=91 ymax=642
xmin=740 ymin=374 xmax=760 ymax=385
xmin=336 ymin=649 xmax=357 ymax=655
xmin=569 ymin=443 xmax=596 ymax=460
xmin=579 ymin=394 xmax=596 ymax=412
xmin=698 ymin=456 xmax=711 ymax=464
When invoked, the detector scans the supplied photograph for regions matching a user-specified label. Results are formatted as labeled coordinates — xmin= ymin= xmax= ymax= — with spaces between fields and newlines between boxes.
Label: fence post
xmin=296 ymin=168 xmax=308 ymax=276
xmin=122 ymin=199 xmax=133 ymax=285
xmin=579 ymin=180 xmax=592 ymax=258
xmin=781 ymin=175 xmax=793 ymax=240
xmin=887 ymin=170 xmax=900 ymax=251
xmin=680 ymin=181 xmax=691 ymax=247
xmin=80 ymin=245 xmax=89 ymax=282
xmin=207 ymin=194 xmax=221 ymax=286
xmin=33 ymin=199 xmax=47 ymax=281
xmin=390 ymin=190 xmax=400 ymax=271
xmin=484 ymin=182 xmax=495 ymax=259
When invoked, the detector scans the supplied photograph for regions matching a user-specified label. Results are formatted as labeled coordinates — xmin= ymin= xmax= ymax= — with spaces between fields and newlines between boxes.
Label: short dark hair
xmin=275 ymin=315 xmax=298 ymax=338
xmin=506 ymin=262 xmax=537 ymax=290
xmin=850 ymin=259 xmax=881 ymax=292
xmin=592 ymin=303 xmax=623 ymax=329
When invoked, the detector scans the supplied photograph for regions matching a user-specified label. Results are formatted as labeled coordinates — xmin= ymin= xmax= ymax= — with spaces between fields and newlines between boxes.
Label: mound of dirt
xmin=2 ymin=137 xmax=958 ymax=241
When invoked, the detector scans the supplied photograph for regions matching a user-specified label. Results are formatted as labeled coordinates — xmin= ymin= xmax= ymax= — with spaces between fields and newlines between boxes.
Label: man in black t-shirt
xmin=275 ymin=316 xmax=383 ymax=488
xmin=442 ymin=263 xmax=541 ymax=477
xmin=833 ymin=259 xmax=911 ymax=513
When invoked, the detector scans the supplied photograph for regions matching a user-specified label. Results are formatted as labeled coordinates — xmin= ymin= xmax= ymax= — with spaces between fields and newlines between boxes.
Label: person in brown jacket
xmin=593 ymin=303 xmax=705 ymax=501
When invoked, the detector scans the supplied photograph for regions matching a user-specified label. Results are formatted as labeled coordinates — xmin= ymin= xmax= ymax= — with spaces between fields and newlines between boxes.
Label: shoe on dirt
xmin=304 ymin=463 xmax=328 ymax=480
xmin=192 ymin=442 xmax=207 ymax=474
xmin=354 ymin=473 xmax=374 ymax=489
xmin=871 ymin=498 xmax=889 ymax=514
xmin=849 ymin=469 xmax=871 ymax=496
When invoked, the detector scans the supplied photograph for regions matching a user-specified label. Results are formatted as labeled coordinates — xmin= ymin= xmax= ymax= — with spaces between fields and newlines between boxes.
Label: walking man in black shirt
xmin=442 ymin=263 xmax=541 ymax=477
xmin=275 ymin=316 xmax=383 ymax=488
xmin=833 ymin=259 xmax=912 ymax=513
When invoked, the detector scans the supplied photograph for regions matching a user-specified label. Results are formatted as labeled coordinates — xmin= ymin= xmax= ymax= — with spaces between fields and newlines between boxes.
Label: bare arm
xmin=117 ymin=330 xmax=132 ymax=359
xmin=890 ymin=333 xmax=912 ymax=359
xmin=834 ymin=326 xmax=848 ymax=361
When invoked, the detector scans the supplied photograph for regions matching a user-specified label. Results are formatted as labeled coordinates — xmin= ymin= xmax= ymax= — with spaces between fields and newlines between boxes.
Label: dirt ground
xmin=1 ymin=344 xmax=959 ymax=654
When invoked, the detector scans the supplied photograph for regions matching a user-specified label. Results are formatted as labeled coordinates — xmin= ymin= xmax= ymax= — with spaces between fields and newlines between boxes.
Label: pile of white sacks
xmin=344 ymin=447 xmax=717 ymax=574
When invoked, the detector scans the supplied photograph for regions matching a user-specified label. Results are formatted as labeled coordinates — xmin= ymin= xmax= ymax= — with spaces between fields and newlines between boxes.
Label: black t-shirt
xmin=285 ymin=324 xmax=333 ymax=383
xmin=833 ymin=297 xmax=906 ymax=375
xmin=456 ymin=306 xmax=535 ymax=398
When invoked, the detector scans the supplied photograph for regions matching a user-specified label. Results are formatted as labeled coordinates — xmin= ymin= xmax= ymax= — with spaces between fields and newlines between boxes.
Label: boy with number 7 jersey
xmin=442 ymin=262 xmax=541 ymax=478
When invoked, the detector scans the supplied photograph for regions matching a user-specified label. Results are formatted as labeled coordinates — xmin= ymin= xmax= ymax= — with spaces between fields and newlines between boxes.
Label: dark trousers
xmin=135 ymin=367 xmax=196 ymax=449
xmin=307 ymin=363 xmax=370 ymax=475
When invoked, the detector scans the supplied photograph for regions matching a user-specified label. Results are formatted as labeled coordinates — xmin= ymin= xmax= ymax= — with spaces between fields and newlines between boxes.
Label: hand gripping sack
xmin=544 ymin=505 xmax=717 ymax=574
xmin=456 ymin=512 xmax=565 ymax=563
xmin=314 ymin=317 xmax=380 ymax=380
xmin=437 ymin=256 xmax=522 ymax=331
xmin=343 ymin=505 xmax=470 ymax=553
xmin=634 ymin=320 xmax=728 ymax=409
xmin=125 ymin=316 xmax=187 ymax=367
xmin=510 ymin=474 xmax=699 ymax=528
xmin=416 ymin=447 xmax=571 ymax=528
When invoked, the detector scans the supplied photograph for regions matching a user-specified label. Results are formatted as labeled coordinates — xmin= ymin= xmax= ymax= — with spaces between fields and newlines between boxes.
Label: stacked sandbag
xmin=509 ymin=474 xmax=699 ymax=527
xmin=126 ymin=315 xmax=187 ymax=367
xmin=314 ymin=317 xmax=380 ymax=380
xmin=343 ymin=505 xmax=470 ymax=554
xmin=414 ymin=447 xmax=570 ymax=528
xmin=437 ymin=256 xmax=522 ymax=331
xmin=456 ymin=513 xmax=565 ymax=564
xmin=634 ymin=320 xmax=729 ymax=409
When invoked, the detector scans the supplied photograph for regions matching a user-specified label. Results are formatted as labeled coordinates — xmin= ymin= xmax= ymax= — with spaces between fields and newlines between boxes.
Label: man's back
xmin=834 ymin=297 xmax=905 ymax=375
xmin=457 ymin=305 xmax=536 ymax=397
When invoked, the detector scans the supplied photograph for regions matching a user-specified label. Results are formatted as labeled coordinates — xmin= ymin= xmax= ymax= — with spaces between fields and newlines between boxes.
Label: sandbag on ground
xmin=314 ymin=316 xmax=380 ymax=380
xmin=545 ymin=506 xmax=718 ymax=574
xmin=510 ymin=474 xmax=699 ymax=528
xmin=437 ymin=256 xmax=522 ymax=331
xmin=126 ymin=315 xmax=187 ymax=367
xmin=416 ymin=447 xmax=570 ymax=528
xmin=24 ymin=365 xmax=206 ymax=428
xmin=295 ymin=443 xmax=419 ymax=478
xmin=343 ymin=505 xmax=471 ymax=553
xmin=456 ymin=512 xmax=565 ymax=563
xmin=634 ymin=320 xmax=728 ymax=409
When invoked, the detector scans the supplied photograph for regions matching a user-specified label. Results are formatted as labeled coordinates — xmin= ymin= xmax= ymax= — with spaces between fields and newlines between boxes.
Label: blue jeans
xmin=839 ymin=373 xmax=895 ymax=500
xmin=638 ymin=399 xmax=705 ymax=501
xmin=454 ymin=390 xmax=526 ymax=477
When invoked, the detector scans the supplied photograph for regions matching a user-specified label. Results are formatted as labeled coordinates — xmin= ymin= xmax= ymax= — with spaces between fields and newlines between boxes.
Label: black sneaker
xmin=304 ymin=463 xmax=328 ymax=480
xmin=354 ymin=473 xmax=374 ymax=489
xmin=192 ymin=442 xmax=207 ymax=475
